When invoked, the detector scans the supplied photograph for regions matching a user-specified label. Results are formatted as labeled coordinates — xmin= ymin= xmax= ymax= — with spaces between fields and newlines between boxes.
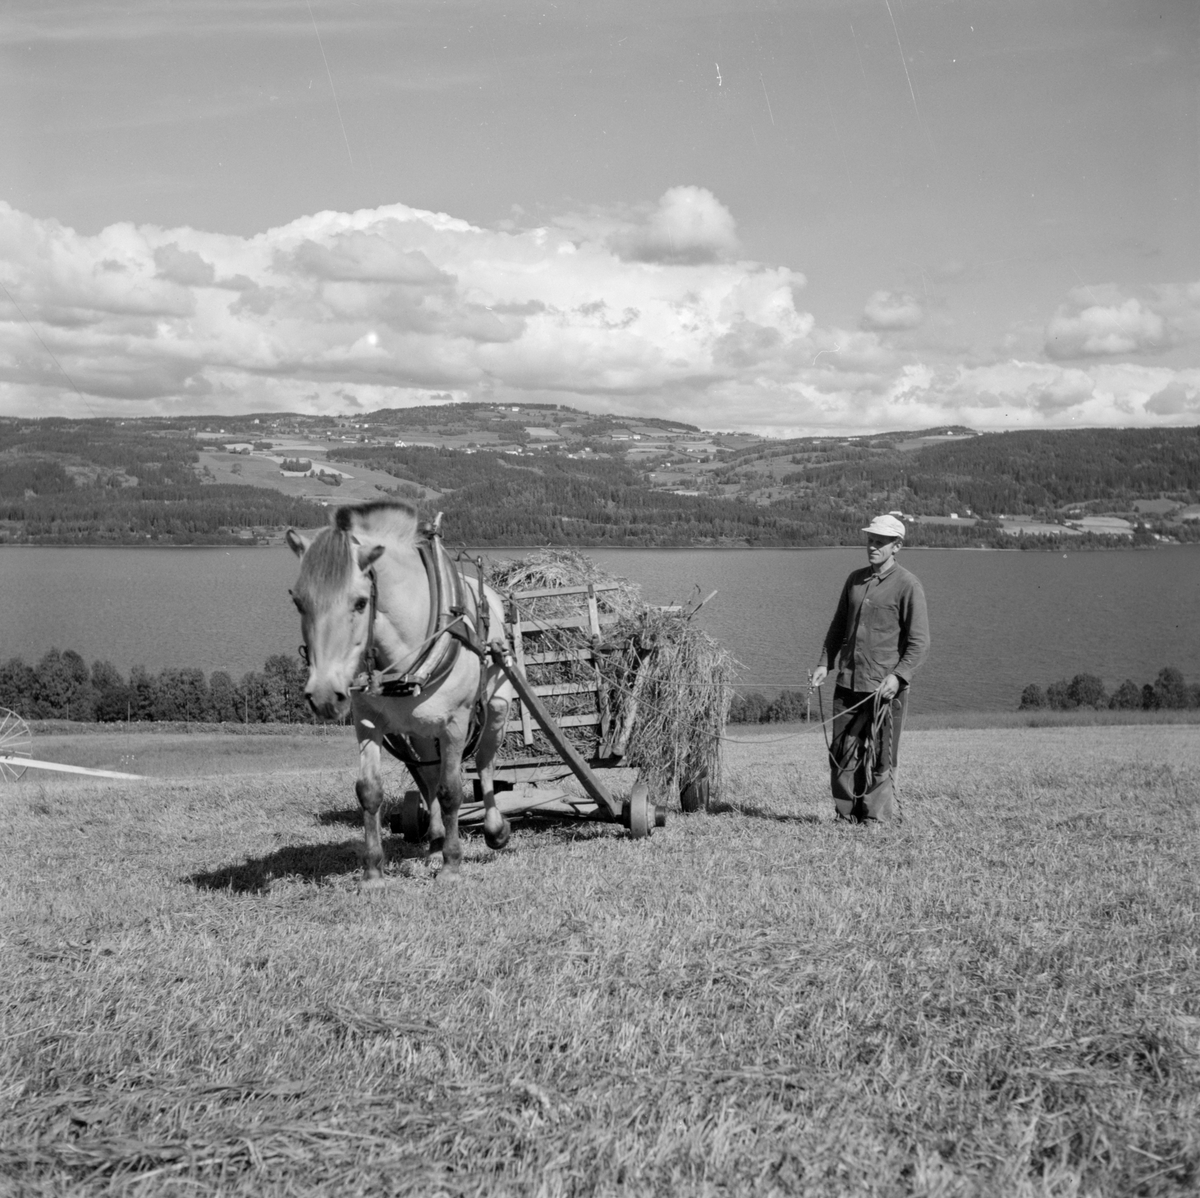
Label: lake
xmin=2 ymin=545 xmax=1197 ymax=714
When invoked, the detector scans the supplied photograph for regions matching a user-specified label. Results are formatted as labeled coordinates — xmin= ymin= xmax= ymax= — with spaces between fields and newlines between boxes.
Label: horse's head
xmin=286 ymin=518 xmax=384 ymax=721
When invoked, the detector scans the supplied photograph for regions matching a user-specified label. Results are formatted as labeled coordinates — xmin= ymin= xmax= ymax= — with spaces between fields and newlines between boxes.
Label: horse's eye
xmin=354 ymin=597 xmax=368 ymax=613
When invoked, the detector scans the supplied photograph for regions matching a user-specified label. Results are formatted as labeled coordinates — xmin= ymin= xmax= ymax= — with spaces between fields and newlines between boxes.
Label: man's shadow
xmin=707 ymin=799 xmax=822 ymax=824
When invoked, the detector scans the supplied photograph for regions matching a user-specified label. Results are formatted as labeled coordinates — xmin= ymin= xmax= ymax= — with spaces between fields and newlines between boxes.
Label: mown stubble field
xmin=2 ymin=723 xmax=1198 ymax=1196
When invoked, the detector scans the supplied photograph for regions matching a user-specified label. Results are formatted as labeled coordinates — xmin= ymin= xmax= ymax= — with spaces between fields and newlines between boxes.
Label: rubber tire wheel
xmin=680 ymin=777 xmax=709 ymax=813
xmin=626 ymin=779 xmax=652 ymax=839
xmin=399 ymin=789 xmax=430 ymax=843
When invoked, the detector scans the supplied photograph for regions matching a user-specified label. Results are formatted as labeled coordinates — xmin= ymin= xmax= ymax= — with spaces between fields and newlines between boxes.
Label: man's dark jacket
xmin=821 ymin=562 xmax=930 ymax=692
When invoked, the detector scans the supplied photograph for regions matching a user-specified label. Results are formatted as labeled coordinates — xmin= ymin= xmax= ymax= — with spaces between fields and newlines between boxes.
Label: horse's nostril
xmin=334 ymin=691 xmax=348 ymax=705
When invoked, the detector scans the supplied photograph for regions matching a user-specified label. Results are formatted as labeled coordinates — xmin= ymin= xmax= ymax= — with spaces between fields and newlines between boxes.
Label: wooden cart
xmin=392 ymin=579 xmax=669 ymax=843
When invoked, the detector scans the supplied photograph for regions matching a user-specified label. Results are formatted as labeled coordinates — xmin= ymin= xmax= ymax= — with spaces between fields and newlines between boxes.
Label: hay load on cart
xmin=481 ymin=548 xmax=733 ymax=819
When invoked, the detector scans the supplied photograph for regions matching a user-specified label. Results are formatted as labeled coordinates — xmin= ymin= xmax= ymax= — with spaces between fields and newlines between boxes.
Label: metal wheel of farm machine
xmin=0 ymin=709 xmax=32 ymax=782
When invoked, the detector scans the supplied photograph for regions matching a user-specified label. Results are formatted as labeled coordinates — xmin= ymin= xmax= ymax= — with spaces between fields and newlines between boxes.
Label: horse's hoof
xmin=359 ymin=875 xmax=387 ymax=893
xmin=483 ymin=818 xmax=511 ymax=851
xmin=436 ymin=863 xmax=462 ymax=883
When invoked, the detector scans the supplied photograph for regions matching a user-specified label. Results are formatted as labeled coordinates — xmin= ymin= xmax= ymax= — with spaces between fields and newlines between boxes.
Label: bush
xmin=0 ymin=657 xmax=36 ymax=717
xmin=92 ymin=660 xmax=131 ymax=722
xmin=1022 ymin=666 xmax=1197 ymax=713
xmin=728 ymin=689 xmax=811 ymax=724
xmin=1068 ymin=673 xmax=1107 ymax=709
xmin=1153 ymin=666 xmax=1189 ymax=710
xmin=728 ymin=692 xmax=769 ymax=724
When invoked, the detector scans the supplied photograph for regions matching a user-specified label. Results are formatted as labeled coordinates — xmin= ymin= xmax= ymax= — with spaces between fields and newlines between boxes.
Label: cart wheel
xmin=0 ymin=709 xmax=32 ymax=782
xmin=680 ymin=776 xmax=709 ymax=813
xmin=397 ymin=789 xmax=430 ymax=843
xmin=625 ymin=778 xmax=654 ymax=839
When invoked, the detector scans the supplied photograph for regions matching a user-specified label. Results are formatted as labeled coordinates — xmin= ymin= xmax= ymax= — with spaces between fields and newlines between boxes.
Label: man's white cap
xmin=862 ymin=514 xmax=906 ymax=539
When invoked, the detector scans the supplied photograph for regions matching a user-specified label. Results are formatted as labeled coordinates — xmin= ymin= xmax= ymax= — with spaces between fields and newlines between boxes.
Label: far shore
xmin=25 ymin=708 xmax=1200 ymax=740
xmin=2 ymin=540 xmax=1195 ymax=553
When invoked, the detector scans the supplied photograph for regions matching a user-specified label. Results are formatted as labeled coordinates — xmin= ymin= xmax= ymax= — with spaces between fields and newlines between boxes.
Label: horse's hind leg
xmin=473 ymin=692 xmax=512 ymax=851
xmin=355 ymin=733 xmax=387 ymax=888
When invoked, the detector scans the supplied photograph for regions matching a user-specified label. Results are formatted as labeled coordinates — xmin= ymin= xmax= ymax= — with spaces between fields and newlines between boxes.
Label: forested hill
xmin=0 ymin=419 xmax=327 ymax=544
xmin=738 ymin=426 xmax=1200 ymax=516
xmin=328 ymin=446 xmax=834 ymax=545
xmin=1 ymin=408 xmax=1198 ymax=546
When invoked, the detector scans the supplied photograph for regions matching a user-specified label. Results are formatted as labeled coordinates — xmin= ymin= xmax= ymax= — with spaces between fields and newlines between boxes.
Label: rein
xmin=818 ymin=685 xmax=893 ymax=800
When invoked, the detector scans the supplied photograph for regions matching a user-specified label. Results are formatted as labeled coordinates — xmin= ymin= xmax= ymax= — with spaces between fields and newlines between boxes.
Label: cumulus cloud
xmin=606 ymin=186 xmax=740 ymax=265
xmin=1044 ymin=282 xmax=1200 ymax=359
xmin=153 ymin=244 xmax=215 ymax=287
xmin=1046 ymin=295 xmax=1167 ymax=357
xmin=0 ymin=195 xmax=802 ymax=417
xmin=1 ymin=196 xmax=1199 ymax=433
xmin=861 ymin=290 xmax=924 ymax=332
xmin=1145 ymin=380 xmax=1200 ymax=416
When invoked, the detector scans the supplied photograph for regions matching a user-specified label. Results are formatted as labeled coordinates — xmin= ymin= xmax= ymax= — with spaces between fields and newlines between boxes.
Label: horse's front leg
xmin=473 ymin=690 xmax=513 ymax=851
xmin=355 ymin=727 xmax=387 ymax=889
xmin=434 ymin=724 xmax=469 ymax=881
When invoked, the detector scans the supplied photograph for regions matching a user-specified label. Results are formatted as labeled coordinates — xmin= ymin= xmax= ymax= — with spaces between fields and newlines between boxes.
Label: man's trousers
xmin=829 ymin=685 xmax=908 ymax=823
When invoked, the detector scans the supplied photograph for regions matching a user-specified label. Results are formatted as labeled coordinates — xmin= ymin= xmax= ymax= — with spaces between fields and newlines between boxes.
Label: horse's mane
xmin=296 ymin=501 xmax=420 ymax=599
xmin=339 ymin=500 xmax=420 ymax=545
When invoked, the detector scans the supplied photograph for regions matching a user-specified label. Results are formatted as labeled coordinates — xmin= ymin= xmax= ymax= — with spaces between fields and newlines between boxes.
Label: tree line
xmin=0 ymin=650 xmax=315 ymax=724
xmin=1018 ymin=667 xmax=1200 ymax=712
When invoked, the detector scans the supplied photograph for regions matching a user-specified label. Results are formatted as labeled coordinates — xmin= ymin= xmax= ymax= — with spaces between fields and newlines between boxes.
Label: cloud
xmin=0 ymin=195 xmax=798 ymax=411
xmin=153 ymin=244 xmax=215 ymax=287
xmin=1044 ymin=283 xmax=1200 ymax=359
xmin=289 ymin=233 xmax=452 ymax=286
xmin=607 ymin=186 xmax=740 ymax=265
xmin=2 ymin=196 xmax=1199 ymax=433
xmin=861 ymin=290 xmax=924 ymax=332
xmin=1145 ymin=380 xmax=1200 ymax=416
xmin=1046 ymin=295 xmax=1167 ymax=357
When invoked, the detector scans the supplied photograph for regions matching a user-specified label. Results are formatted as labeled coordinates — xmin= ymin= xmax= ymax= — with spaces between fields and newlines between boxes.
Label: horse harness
xmin=350 ymin=516 xmax=495 ymax=769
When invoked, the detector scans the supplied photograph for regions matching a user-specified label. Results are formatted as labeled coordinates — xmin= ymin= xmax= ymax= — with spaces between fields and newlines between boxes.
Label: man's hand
xmin=877 ymin=673 xmax=901 ymax=701
xmin=811 ymin=665 xmax=828 ymax=688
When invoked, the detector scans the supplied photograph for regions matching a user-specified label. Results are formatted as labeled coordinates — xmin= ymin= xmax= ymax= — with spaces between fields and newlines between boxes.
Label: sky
xmin=1 ymin=0 xmax=1197 ymax=435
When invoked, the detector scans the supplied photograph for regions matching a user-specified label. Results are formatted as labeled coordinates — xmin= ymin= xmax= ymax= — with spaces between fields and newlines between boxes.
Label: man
xmin=812 ymin=514 xmax=929 ymax=823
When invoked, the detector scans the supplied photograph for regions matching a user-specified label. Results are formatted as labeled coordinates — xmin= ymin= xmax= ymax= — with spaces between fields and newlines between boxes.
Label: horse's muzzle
xmin=306 ymin=681 xmax=350 ymax=722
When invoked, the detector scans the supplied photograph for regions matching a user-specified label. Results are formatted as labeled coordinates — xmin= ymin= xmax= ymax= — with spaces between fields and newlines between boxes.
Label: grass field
xmin=2 ymin=722 xmax=1198 ymax=1196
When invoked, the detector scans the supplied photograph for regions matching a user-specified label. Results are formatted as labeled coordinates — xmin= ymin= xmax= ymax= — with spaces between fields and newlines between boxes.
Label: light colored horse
xmin=286 ymin=501 xmax=515 ymax=884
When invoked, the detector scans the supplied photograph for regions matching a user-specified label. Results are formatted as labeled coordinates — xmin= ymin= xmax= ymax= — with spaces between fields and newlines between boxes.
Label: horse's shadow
xmin=189 ymin=839 xmax=364 ymax=893
xmin=189 ymin=805 xmax=634 ymax=893
xmin=316 ymin=807 xmax=366 ymax=827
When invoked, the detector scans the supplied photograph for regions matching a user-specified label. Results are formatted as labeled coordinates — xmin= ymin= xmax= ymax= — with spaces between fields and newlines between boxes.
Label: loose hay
xmin=488 ymin=550 xmax=733 ymax=803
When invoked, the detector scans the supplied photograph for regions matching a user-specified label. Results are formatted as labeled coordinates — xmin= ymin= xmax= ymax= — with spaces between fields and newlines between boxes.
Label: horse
xmin=285 ymin=501 xmax=515 ymax=885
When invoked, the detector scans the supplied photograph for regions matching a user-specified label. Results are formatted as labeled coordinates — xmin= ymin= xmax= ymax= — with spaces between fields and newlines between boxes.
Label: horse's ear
xmin=285 ymin=528 xmax=310 ymax=558
xmin=358 ymin=544 xmax=385 ymax=571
